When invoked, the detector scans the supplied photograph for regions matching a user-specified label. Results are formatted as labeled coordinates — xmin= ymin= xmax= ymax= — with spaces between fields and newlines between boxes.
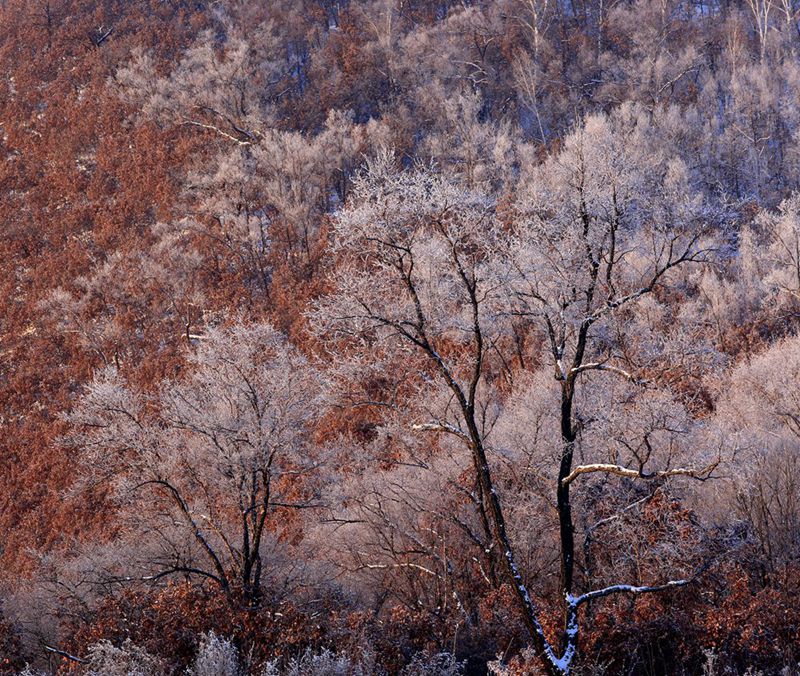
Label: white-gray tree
xmin=67 ymin=321 xmax=321 ymax=606
xmin=313 ymin=110 xmax=720 ymax=673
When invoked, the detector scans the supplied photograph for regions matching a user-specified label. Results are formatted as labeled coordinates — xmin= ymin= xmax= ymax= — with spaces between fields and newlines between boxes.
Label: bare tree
xmin=746 ymin=0 xmax=775 ymax=61
xmin=716 ymin=334 xmax=800 ymax=577
xmin=758 ymin=194 xmax=800 ymax=306
xmin=501 ymin=109 xmax=720 ymax=662
xmin=115 ymin=24 xmax=283 ymax=145
xmin=310 ymin=149 xmax=556 ymax=657
xmin=66 ymin=322 xmax=321 ymax=606
xmin=313 ymin=110 xmax=719 ymax=672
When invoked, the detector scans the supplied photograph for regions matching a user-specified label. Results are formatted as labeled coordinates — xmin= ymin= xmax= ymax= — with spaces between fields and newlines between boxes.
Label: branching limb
xmin=570 ymin=361 xmax=645 ymax=384
xmin=180 ymin=118 xmax=253 ymax=146
xmin=44 ymin=645 xmax=88 ymax=664
xmin=569 ymin=578 xmax=689 ymax=608
xmin=412 ymin=421 xmax=471 ymax=443
xmin=561 ymin=460 xmax=719 ymax=486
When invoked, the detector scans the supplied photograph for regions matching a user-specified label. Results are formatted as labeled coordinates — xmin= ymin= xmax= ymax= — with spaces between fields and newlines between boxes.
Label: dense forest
xmin=1 ymin=0 xmax=799 ymax=673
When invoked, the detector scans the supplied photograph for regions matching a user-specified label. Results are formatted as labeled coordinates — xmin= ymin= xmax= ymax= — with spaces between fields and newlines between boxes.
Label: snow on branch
xmin=561 ymin=459 xmax=719 ymax=486
xmin=411 ymin=421 xmax=471 ymax=443
xmin=569 ymin=362 xmax=644 ymax=384
xmin=180 ymin=119 xmax=254 ymax=146
xmin=569 ymin=578 xmax=689 ymax=608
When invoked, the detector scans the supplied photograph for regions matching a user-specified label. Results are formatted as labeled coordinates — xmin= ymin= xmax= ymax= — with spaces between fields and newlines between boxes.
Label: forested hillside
xmin=1 ymin=0 xmax=799 ymax=673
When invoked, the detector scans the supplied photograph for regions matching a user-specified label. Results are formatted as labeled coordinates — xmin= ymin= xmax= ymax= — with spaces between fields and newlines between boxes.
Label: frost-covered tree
xmin=83 ymin=639 xmax=166 ymax=676
xmin=758 ymin=194 xmax=800 ymax=307
xmin=115 ymin=23 xmax=283 ymax=145
xmin=67 ymin=322 xmax=321 ymax=606
xmin=313 ymin=118 xmax=720 ymax=672
xmin=506 ymin=105 xmax=717 ymax=609
xmin=310 ymin=149 xmax=542 ymax=653
xmin=190 ymin=632 xmax=242 ymax=676
xmin=182 ymin=109 xmax=384 ymax=273
xmin=715 ymin=334 xmax=800 ymax=575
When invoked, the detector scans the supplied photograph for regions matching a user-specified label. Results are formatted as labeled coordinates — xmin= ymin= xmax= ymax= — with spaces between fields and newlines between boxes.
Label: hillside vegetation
xmin=1 ymin=0 xmax=800 ymax=673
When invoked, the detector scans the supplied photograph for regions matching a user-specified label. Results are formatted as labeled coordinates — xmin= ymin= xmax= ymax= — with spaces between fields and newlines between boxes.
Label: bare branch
xmin=562 ymin=460 xmax=719 ymax=486
xmin=570 ymin=578 xmax=689 ymax=608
